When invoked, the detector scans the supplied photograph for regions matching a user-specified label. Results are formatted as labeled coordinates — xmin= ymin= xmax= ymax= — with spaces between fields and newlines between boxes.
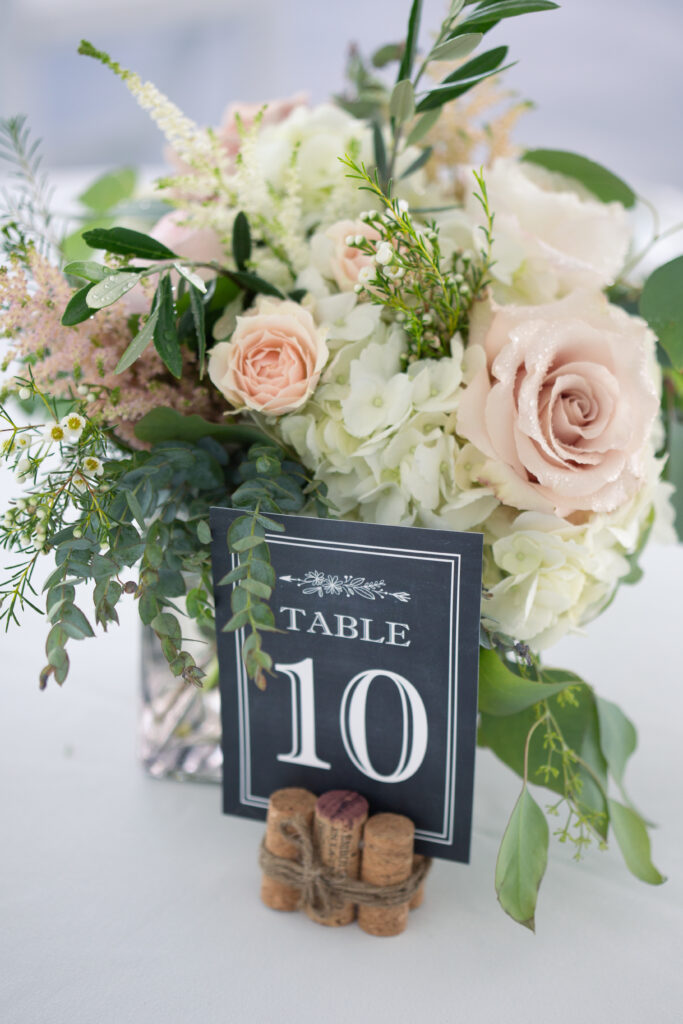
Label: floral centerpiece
xmin=1 ymin=0 xmax=681 ymax=928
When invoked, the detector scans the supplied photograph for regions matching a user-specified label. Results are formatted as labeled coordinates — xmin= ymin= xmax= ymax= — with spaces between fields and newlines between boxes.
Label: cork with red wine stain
xmin=307 ymin=789 xmax=369 ymax=927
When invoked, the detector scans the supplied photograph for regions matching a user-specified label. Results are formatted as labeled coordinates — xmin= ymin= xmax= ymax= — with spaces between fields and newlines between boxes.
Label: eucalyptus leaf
xmin=495 ymin=787 xmax=549 ymax=931
xmin=86 ymin=271 xmax=141 ymax=309
xmin=429 ymin=32 xmax=482 ymax=61
xmin=390 ymin=79 xmax=416 ymax=123
xmin=83 ymin=226 xmax=178 ymax=260
xmin=522 ymin=148 xmax=636 ymax=208
xmin=609 ymin=799 xmax=665 ymax=885
xmin=478 ymin=649 xmax=577 ymax=716
xmin=595 ymin=697 xmax=637 ymax=787
xmin=639 ymin=255 xmax=683 ymax=370
xmin=115 ymin=307 xmax=159 ymax=374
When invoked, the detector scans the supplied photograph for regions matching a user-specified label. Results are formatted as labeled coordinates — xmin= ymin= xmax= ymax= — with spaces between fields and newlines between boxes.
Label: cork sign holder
xmin=259 ymin=787 xmax=432 ymax=937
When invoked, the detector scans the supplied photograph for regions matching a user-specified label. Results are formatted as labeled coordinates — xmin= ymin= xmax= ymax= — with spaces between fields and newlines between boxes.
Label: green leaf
xmin=224 ymin=609 xmax=250 ymax=632
xmin=372 ymin=42 xmax=404 ymax=68
xmin=188 ymin=284 xmax=207 ymax=375
xmin=218 ymin=563 xmax=249 ymax=586
xmin=595 ymin=697 xmax=637 ymax=787
xmin=83 ymin=226 xmax=178 ymax=260
xmin=398 ymin=0 xmax=423 ymax=82
xmin=86 ymin=271 xmax=141 ymax=309
xmin=608 ymin=800 xmax=665 ymax=885
xmin=400 ymin=146 xmax=433 ymax=179
xmin=667 ymin=417 xmax=683 ymax=540
xmin=133 ymin=407 xmax=266 ymax=446
xmin=231 ymin=534 xmax=269 ymax=552
xmin=441 ymin=45 xmax=508 ymax=83
xmin=416 ymin=61 xmax=515 ymax=113
xmin=372 ymin=121 xmax=388 ymax=184
xmin=115 ymin=307 xmax=159 ymax=374
xmin=196 ymin=520 xmax=212 ymax=545
xmin=153 ymin=275 xmax=182 ymax=378
xmin=405 ymin=108 xmax=442 ymax=147
xmin=639 ymin=256 xmax=683 ymax=370
xmin=478 ymin=649 xmax=577 ymax=716
xmin=59 ymin=603 xmax=95 ymax=639
xmin=64 ymin=260 xmax=113 ymax=283
xmin=78 ymin=167 xmax=136 ymax=213
xmin=522 ymin=149 xmax=636 ymax=208
xmin=389 ymin=79 xmax=415 ymax=123
xmin=454 ymin=0 xmax=559 ymax=34
xmin=228 ymin=270 xmax=285 ymax=299
xmin=429 ymin=32 xmax=482 ymax=62
xmin=173 ymin=263 xmax=206 ymax=293
xmin=495 ymin=787 xmax=549 ymax=931
xmin=61 ymin=284 xmax=95 ymax=326
xmin=239 ymin=577 xmax=272 ymax=599
xmin=151 ymin=612 xmax=182 ymax=643
xmin=232 ymin=211 xmax=251 ymax=271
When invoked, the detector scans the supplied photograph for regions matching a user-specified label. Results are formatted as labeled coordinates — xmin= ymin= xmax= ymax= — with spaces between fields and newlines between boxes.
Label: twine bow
xmin=258 ymin=817 xmax=432 ymax=916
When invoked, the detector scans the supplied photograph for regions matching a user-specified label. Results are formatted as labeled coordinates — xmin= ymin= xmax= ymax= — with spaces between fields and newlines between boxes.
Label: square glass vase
xmin=138 ymin=624 xmax=222 ymax=783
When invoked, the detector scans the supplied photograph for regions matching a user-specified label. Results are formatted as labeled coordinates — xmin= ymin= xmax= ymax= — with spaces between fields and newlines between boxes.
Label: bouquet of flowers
xmin=1 ymin=0 xmax=680 ymax=928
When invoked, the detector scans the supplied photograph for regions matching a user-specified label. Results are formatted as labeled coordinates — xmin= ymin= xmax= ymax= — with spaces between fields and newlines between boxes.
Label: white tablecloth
xmin=1 ymin=533 xmax=682 ymax=1023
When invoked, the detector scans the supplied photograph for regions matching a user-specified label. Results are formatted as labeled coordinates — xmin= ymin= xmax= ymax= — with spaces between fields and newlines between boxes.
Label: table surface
xmin=1 ymin=528 xmax=682 ymax=1023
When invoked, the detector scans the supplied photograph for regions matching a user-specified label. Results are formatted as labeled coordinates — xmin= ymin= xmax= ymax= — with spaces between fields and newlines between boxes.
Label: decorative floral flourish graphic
xmin=279 ymin=570 xmax=411 ymax=602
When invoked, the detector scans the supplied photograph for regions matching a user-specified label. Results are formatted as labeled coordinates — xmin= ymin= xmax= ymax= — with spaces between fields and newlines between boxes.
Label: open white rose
xmin=462 ymin=158 xmax=631 ymax=302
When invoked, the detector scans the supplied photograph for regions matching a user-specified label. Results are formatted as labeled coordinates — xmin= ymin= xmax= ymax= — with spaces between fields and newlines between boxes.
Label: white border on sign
xmin=232 ymin=533 xmax=461 ymax=845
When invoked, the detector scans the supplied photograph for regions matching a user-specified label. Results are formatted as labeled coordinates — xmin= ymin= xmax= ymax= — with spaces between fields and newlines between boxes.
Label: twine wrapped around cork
xmin=259 ymin=789 xmax=432 ymax=935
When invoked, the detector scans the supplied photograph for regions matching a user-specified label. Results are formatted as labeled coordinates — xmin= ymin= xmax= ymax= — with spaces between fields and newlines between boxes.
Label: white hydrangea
xmin=481 ymin=455 xmax=670 ymax=649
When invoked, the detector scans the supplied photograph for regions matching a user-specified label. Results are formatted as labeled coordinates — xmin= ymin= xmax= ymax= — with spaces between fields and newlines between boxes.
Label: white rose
xmin=462 ymin=158 xmax=631 ymax=302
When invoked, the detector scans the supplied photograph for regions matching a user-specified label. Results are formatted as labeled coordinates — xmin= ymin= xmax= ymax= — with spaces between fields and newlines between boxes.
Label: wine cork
xmin=261 ymin=787 xmax=317 ymax=912
xmin=307 ymin=789 xmax=369 ymax=927
xmin=358 ymin=812 xmax=414 ymax=937
xmin=409 ymin=854 xmax=426 ymax=910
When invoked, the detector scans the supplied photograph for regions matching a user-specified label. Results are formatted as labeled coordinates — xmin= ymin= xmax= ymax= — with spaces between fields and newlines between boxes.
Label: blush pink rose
xmin=208 ymin=298 xmax=328 ymax=415
xmin=325 ymin=219 xmax=380 ymax=291
xmin=457 ymin=291 xmax=659 ymax=517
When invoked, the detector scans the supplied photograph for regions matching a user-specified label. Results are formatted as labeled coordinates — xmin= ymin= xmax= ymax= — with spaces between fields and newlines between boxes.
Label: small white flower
xmin=73 ymin=527 xmax=83 ymax=538
xmin=82 ymin=455 xmax=104 ymax=477
xmin=42 ymin=423 xmax=66 ymax=445
xmin=85 ymin=394 xmax=96 ymax=404
xmin=61 ymin=413 xmax=86 ymax=441
xmin=397 ymin=199 xmax=409 ymax=214
xmin=357 ymin=265 xmax=374 ymax=285
xmin=77 ymin=385 xmax=89 ymax=396
xmin=72 ymin=474 xmax=88 ymax=493
xmin=345 ymin=235 xmax=356 ymax=246
xmin=14 ymin=433 xmax=33 ymax=451
xmin=18 ymin=387 xmax=31 ymax=401
xmin=15 ymin=455 xmax=32 ymax=481
xmin=375 ymin=242 xmax=394 ymax=266
xmin=99 ymin=542 xmax=110 ymax=554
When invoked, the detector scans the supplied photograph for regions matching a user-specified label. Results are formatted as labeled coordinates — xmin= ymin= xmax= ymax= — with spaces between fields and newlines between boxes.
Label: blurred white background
xmin=0 ymin=0 xmax=681 ymax=189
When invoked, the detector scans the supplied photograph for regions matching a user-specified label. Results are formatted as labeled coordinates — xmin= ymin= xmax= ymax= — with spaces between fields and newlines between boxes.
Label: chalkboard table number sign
xmin=210 ymin=509 xmax=483 ymax=863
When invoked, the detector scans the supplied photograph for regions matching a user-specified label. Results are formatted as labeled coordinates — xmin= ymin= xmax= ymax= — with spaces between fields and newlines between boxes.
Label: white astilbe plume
xmin=78 ymin=41 xmax=231 ymax=183
xmin=278 ymin=149 xmax=308 ymax=272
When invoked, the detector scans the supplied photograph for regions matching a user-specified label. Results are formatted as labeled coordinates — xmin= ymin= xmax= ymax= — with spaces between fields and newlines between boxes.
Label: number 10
xmin=275 ymin=657 xmax=428 ymax=784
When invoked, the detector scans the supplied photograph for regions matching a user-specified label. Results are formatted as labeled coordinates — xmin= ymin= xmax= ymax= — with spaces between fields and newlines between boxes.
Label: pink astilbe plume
xmin=1 ymin=249 xmax=226 ymax=446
